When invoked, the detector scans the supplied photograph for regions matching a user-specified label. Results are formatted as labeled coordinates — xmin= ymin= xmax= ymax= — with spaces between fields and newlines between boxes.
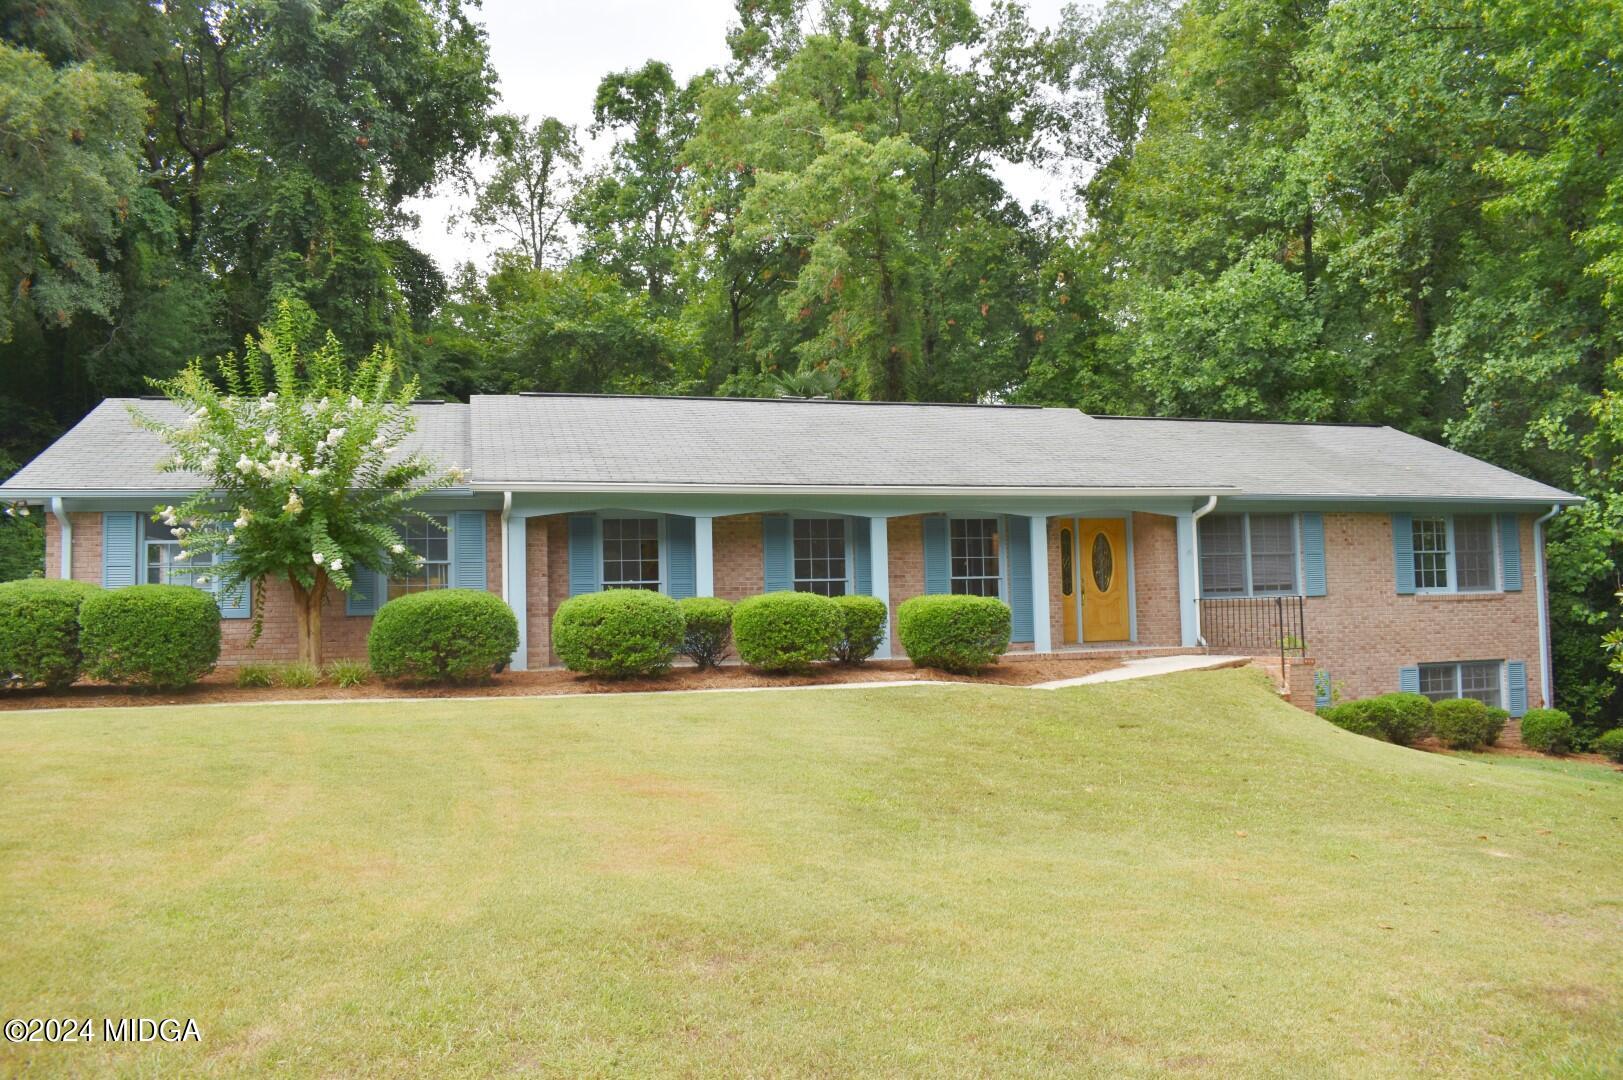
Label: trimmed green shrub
xmin=80 ymin=584 xmax=220 ymax=689
xmin=1483 ymin=706 xmax=1508 ymax=747
xmin=676 ymin=596 xmax=733 ymax=670
xmin=896 ymin=594 xmax=1012 ymax=674
xmin=0 ymin=578 xmax=101 ymax=689
xmin=235 ymin=663 xmax=277 ymax=689
xmin=1595 ymin=728 xmax=1623 ymax=763
xmin=370 ymin=589 xmax=520 ymax=683
xmin=831 ymin=594 xmax=888 ymax=664
xmin=1321 ymin=700 xmax=1387 ymax=741
xmin=1431 ymin=698 xmax=1495 ymax=750
xmin=1519 ymin=708 xmax=1575 ymax=755
xmin=1373 ymin=692 xmax=1433 ymax=746
xmin=325 ymin=659 xmax=371 ymax=688
xmin=731 ymin=592 xmax=842 ymax=673
xmin=553 ymin=589 xmax=684 ymax=678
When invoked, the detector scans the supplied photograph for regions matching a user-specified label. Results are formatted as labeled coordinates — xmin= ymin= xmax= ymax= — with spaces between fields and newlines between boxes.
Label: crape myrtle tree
xmin=134 ymin=301 xmax=465 ymax=666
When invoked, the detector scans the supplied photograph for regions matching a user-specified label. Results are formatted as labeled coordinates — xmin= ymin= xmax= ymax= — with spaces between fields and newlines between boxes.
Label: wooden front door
xmin=1080 ymin=518 xmax=1129 ymax=642
xmin=1059 ymin=521 xmax=1079 ymax=644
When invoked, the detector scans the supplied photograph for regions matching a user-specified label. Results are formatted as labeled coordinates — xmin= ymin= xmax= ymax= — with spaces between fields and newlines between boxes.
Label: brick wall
xmin=886 ymin=514 xmax=926 ymax=647
xmin=715 ymin=514 xmax=764 ymax=600
xmin=1305 ymin=512 xmax=1545 ymax=707
xmin=526 ymin=515 xmax=552 ymax=669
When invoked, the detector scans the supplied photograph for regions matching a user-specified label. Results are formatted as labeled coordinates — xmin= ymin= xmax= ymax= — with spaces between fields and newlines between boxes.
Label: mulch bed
xmin=0 ymin=656 xmax=1120 ymax=711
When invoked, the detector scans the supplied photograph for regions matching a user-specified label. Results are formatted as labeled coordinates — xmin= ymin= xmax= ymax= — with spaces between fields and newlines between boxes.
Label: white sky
xmin=405 ymin=0 xmax=1078 ymax=273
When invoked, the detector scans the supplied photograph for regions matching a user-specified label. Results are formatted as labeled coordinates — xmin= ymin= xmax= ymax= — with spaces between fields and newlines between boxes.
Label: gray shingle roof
xmin=0 ymin=393 xmax=1578 ymax=504
xmin=0 ymin=398 xmax=470 ymax=493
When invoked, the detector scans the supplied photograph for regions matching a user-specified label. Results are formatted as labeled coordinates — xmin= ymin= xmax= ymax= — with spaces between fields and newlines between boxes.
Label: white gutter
xmin=471 ymin=481 xmax=1235 ymax=499
xmin=1532 ymin=503 xmax=1562 ymax=708
xmin=49 ymin=497 xmax=70 ymax=579
xmin=1191 ymin=495 xmax=1219 ymax=647
xmin=499 ymin=490 xmax=513 ymax=603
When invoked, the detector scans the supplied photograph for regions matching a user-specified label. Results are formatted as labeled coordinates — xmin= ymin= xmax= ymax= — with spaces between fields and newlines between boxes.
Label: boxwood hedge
xmin=80 ymin=584 xmax=220 ymax=689
xmin=896 ymin=594 xmax=1012 ymax=674
xmin=731 ymin=592 xmax=842 ymax=672
xmin=0 ymin=578 xmax=101 ymax=689
xmin=370 ymin=588 xmax=520 ymax=683
xmin=552 ymin=589 xmax=684 ymax=678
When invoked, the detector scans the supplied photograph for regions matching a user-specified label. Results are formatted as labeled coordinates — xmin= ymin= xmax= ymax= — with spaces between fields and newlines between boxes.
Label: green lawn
xmin=2 ymin=670 xmax=1620 ymax=1077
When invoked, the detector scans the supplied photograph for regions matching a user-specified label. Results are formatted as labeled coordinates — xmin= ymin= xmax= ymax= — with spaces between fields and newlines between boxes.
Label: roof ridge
xmin=1088 ymin=414 xmax=1387 ymax=428
xmin=489 ymin=392 xmax=1045 ymax=410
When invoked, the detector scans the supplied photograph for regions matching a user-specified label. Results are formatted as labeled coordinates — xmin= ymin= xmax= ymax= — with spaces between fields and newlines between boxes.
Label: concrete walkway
xmin=1028 ymin=653 xmax=1251 ymax=690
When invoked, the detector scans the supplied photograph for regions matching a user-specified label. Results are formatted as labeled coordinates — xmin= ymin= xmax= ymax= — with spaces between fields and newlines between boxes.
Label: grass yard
xmin=2 ymin=669 xmax=1620 ymax=1077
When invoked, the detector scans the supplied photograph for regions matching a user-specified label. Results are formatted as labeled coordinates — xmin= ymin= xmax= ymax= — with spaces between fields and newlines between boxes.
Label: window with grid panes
xmin=602 ymin=517 xmax=661 ymax=590
xmin=793 ymin=518 xmax=847 ymax=596
xmin=950 ymin=518 xmax=1000 ymax=597
xmin=387 ymin=514 xmax=450 ymax=599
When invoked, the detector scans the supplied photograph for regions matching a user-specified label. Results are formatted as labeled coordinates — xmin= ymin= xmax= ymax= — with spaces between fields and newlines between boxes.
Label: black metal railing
xmin=1197 ymin=595 xmax=1307 ymax=673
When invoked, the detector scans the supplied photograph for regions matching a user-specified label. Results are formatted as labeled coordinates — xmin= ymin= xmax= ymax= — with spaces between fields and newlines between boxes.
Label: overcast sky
xmin=405 ymin=0 xmax=1078 ymax=273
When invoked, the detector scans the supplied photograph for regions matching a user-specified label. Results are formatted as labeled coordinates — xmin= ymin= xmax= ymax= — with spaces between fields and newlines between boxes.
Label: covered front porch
xmin=494 ymin=490 xmax=1220 ymax=671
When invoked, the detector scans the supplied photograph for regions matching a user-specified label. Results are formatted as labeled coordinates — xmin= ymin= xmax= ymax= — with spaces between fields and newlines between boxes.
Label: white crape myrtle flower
xmin=315 ymin=398 xmax=330 ymax=412
xmin=175 ymin=550 xmax=190 ymax=562
xmin=284 ymin=491 xmax=304 ymax=514
xmin=234 ymin=511 xmax=250 ymax=528
xmin=372 ymin=435 xmax=388 ymax=448
xmin=196 ymin=575 xmax=210 ymax=586
xmin=237 ymin=455 xmax=253 ymax=474
xmin=265 ymin=430 xmax=280 ymax=448
xmin=348 ymin=395 xmax=362 ymax=410
xmin=331 ymin=558 xmax=343 ymax=571
xmin=227 ymin=533 xmax=237 ymax=545
xmin=391 ymin=543 xmax=405 ymax=555
xmin=312 ymin=551 xmax=325 ymax=565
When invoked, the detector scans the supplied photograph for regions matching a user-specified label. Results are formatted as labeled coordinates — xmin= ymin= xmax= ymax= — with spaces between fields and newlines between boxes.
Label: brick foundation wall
xmin=1304 ymin=512 xmax=1545 ymax=707
xmin=1133 ymin=513 xmax=1182 ymax=646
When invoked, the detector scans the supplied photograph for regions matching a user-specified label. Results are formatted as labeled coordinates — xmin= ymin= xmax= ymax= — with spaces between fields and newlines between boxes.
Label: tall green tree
xmin=457 ymin=114 xmax=580 ymax=269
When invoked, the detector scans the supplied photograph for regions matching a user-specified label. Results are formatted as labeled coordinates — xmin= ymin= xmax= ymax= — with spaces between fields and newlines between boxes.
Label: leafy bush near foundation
xmin=1594 ymin=728 xmax=1623 ymax=763
xmin=80 ymin=584 xmax=220 ymax=689
xmin=896 ymin=594 xmax=1012 ymax=674
xmin=553 ymin=589 xmax=684 ymax=678
xmin=0 ymin=578 xmax=101 ymax=689
xmin=1519 ymin=708 xmax=1575 ymax=754
xmin=731 ymin=592 xmax=842 ymax=672
xmin=676 ymin=596 xmax=733 ymax=670
xmin=1320 ymin=699 xmax=1387 ymax=741
xmin=831 ymin=595 xmax=888 ymax=664
xmin=1431 ymin=698 xmax=1497 ymax=750
xmin=370 ymin=589 xmax=519 ymax=683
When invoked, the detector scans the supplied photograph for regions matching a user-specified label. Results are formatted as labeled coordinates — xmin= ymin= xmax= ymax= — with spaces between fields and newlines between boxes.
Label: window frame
xmin=948 ymin=514 xmax=1005 ymax=599
xmin=1412 ymin=514 xmax=1499 ymax=596
xmin=791 ymin=515 xmax=852 ymax=597
xmin=1198 ymin=513 xmax=1301 ymax=598
xmin=387 ymin=512 xmax=453 ymax=600
xmin=1417 ymin=660 xmax=1504 ymax=709
xmin=599 ymin=514 xmax=665 ymax=592
xmin=143 ymin=518 xmax=217 ymax=593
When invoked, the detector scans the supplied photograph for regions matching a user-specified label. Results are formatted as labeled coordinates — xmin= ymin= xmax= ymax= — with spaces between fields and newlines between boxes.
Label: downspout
xmin=49 ymin=498 xmax=71 ymax=579
xmin=500 ymin=490 xmax=513 ymax=603
xmin=1532 ymin=503 xmax=1562 ymax=708
xmin=1191 ymin=495 xmax=1219 ymax=647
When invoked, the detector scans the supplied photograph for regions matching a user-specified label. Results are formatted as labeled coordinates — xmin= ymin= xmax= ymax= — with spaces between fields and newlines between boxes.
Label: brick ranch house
xmin=2 ymin=393 xmax=1581 ymax=714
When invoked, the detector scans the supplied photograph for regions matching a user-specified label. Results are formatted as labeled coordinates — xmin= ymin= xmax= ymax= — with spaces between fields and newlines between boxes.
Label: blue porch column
xmin=869 ymin=515 xmax=891 ymax=659
xmin=1175 ymin=510 xmax=1200 ymax=647
xmin=1028 ymin=514 xmax=1052 ymax=654
xmin=695 ymin=515 xmax=715 ymax=597
xmin=506 ymin=513 xmax=529 ymax=670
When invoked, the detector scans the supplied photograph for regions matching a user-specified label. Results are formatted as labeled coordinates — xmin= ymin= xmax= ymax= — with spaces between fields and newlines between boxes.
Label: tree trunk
xmin=289 ymin=568 xmax=329 ymax=667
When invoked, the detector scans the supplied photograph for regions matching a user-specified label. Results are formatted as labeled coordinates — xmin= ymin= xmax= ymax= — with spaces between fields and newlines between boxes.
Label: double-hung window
xmin=1199 ymin=513 xmax=1298 ymax=596
xmin=1418 ymin=661 xmax=1503 ymax=709
xmin=388 ymin=514 xmax=450 ymax=600
xmin=1411 ymin=514 xmax=1496 ymax=593
xmin=793 ymin=518 xmax=847 ymax=596
xmin=602 ymin=517 xmax=661 ymax=591
xmin=145 ymin=520 xmax=215 ymax=589
xmin=950 ymin=518 xmax=1001 ymax=597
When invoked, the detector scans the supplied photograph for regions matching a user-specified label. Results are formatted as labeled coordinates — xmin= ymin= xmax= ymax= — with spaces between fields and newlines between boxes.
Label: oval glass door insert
xmin=1091 ymin=532 xmax=1114 ymax=592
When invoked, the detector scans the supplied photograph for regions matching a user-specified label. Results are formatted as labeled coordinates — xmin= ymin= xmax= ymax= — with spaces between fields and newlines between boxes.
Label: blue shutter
xmin=666 ymin=515 xmax=696 ymax=599
xmin=1313 ymin=669 xmax=1332 ymax=709
xmin=1300 ymin=512 xmax=1327 ymax=596
xmin=1391 ymin=513 xmax=1415 ymax=595
xmin=1398 ymin=665 xmax=1420 ymax=694
xmin=1007 ymin=515 xmax=1033 ymax=643
xmin=922 ymin=517 xmax=950 ymax=595
xmin=568 ymin=514 xmax=600 ymax=595
xmin=346 ymin=567 xmax=381 ymax=615
xmin=1506 ymin=661 xmax=1528 ymax=717
xmin=101 ymin=512 xmax=138 ymax=588
xmin=451 ymin=511 xmax=488 ymax=590
xmin=1498 ymin=514 xmax=1522 ymax=591
xmin=762 ymin=515 xmax=792 ymax=592
xmin=215 ymin=550 xmax=251 ymax=619
xmin=850 ymin=517 xmax=872 ymax=595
